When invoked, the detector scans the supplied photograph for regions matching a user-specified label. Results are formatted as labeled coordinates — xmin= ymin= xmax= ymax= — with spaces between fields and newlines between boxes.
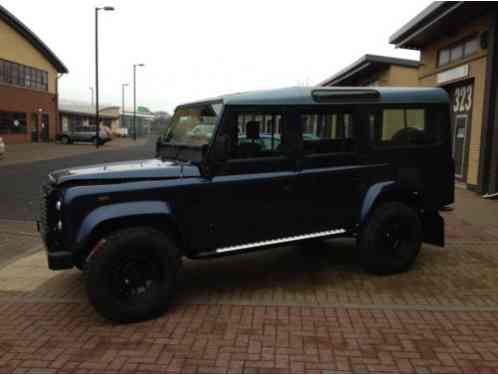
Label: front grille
xmin=39 ymin=183 xmax=58 ymax=250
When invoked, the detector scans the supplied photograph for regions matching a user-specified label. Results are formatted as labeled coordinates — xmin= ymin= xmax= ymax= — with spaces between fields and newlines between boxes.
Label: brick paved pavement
xmin=0 ymin=202 xmax=498 ymax=372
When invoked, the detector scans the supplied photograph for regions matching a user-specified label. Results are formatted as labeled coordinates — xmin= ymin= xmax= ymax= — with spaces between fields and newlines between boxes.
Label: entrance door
xmin=41 ymin=114 xmax=49 ymax=142
xmin=453 ymin=115 xmax=468 ymax=178
xmin=448 ymin=82 xmax=473 ymax=181
xmin=31 ymin=113 xmax=39 ymax=142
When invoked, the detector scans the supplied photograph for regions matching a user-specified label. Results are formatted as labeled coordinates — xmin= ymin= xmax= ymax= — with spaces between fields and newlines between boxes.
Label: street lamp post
xmin=133 ymin=63 xmax=144 ymax=141
xmin=89 ymin=87 xmax=94 ymax=106
xmin=121 ymin=83 xmax=128 ymax=132
xmin=94 ymin=6 xmax=115 ymax=149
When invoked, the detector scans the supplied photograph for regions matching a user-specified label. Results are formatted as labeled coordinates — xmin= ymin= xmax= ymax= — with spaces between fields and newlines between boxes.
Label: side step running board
xmin=194 ymin=228 xmax=346 ymax=258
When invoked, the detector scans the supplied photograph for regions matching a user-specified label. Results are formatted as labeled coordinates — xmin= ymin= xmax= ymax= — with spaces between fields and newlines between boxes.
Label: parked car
xmin=40 ymin=86 xmax=454 ymax=323
xmin=0 ymin=137 xmax=5 ymax=159
xmin=56 ymin=126 xmax=111 ymax=145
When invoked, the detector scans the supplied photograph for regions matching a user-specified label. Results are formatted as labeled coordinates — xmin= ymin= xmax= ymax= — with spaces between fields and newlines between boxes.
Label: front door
xmin=184 ymin=109 xmax=300 ymax=252
xmin=448 ymin=82 xmax=473 ymax=181
xmin=453 ymin=115 xmax=468 ymax=178
xmin=31 ymin=113 xmax=39 ymax=142
xmin=41 ymin=114 xmax=49 ymax=142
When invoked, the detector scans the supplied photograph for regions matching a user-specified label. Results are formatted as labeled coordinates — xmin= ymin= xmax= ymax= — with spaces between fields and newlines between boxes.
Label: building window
xmin=0 ymin=59 xmax=48 ymax=91
xmin=438 ymin=36 xmax=480 ymax=67
xmin=0 ymin=111 xmax=27 ymax=134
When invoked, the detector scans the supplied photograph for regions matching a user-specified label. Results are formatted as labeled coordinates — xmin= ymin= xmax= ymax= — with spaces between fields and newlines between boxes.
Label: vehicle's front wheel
xmin=84 ymin=227 xmax=180 ymax=323
xmin=61 ymin=136 xmax=70 ymax=144
xmin=358 ymin=202 xmax=421 ymax=275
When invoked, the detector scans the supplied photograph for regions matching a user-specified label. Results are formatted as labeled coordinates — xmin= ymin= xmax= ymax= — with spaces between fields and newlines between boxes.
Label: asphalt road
xmin=0 ymin=137 xmax=156 ymax=221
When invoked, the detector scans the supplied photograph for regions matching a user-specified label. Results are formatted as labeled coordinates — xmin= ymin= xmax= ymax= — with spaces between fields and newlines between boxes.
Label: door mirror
xmin=212 ymin=134 xmax=229 ymax=161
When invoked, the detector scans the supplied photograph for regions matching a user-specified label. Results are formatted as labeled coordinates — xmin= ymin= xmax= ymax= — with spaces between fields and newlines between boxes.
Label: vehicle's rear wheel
xmin=84 ymin=227 xmax=181 ymax=323
xmin=358 ymin=202 xmax=421 ymax=275
xmin=61 ymin=136 xmax=70 ymax=144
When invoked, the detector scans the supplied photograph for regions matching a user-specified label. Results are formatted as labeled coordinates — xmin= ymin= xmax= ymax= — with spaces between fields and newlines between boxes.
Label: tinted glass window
xmin=451 ymin=45 xmax=463 ymax=61
xmin=438 ymin=49 xmax=450 ymax=66
xmin=0 ymin=112 xmax=27 ymax=134
xmin=438 ymin=36 xmax=479 ymax=67
xmin=231 ymin=113 xmax=283 ymax=158
xmin=300 ymin=112 xmax=355 ymax=154
xmin=464 ymin=38 xmax=479 ymax=56
xmin=370 ymin=108 xmax=437 ymax=147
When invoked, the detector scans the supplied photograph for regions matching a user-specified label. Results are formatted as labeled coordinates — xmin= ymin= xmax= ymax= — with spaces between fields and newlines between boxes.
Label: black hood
xmin=49 ymin=158 xmax=201 ymax=185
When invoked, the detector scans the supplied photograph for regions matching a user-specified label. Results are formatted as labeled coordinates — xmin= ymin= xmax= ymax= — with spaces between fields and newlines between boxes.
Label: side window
xmin=300 ymin=112 xmax=355 ymax=155
xmin=231 ymin=113 xmax=284 ymax=159
xmin=370 ymin=107 xmax=439 ymax=147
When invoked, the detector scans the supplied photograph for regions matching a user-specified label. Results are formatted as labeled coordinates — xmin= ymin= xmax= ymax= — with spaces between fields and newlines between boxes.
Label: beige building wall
xmin=359 ymin=66 xmax=418 ymax=87
xmin=388 ymin=66 xmax=419 ymax=86
xmin=0 ymin=19 xmax=58 ymax=94
xmin=418 ymin=14 xmax=490 ymax=186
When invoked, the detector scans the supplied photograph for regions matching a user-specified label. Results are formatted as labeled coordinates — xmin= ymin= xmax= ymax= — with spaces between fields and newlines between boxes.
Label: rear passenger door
xmin=296 ymin=107 xmax=361 ymax=233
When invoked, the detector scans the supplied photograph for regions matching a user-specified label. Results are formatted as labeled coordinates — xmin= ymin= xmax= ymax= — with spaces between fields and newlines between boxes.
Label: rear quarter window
xmin=370 ymin=107 xmax=442 ymax=147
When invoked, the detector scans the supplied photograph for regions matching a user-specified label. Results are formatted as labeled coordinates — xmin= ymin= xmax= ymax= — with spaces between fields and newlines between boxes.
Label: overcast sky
xmin=3 ymin=0 xmax=431 ymax=113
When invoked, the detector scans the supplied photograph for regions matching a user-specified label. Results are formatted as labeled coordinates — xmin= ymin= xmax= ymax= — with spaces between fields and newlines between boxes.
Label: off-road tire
xmin=84 ymin=227 xmax=181 ymax=323
xmin=358 ymin=202 xmax=421 ymax=275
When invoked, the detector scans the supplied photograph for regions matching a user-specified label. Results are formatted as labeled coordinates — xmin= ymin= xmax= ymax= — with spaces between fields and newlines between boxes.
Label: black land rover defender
xmin=39 ymin=87 xmax=454 ymax=323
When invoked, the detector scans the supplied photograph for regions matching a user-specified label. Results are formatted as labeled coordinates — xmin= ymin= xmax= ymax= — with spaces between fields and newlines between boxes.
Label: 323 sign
xmin=453 ymin=85 xmax=473 ymax=113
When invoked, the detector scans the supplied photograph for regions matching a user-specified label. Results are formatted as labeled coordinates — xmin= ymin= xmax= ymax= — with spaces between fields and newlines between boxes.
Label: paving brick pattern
xmin=2 ymin=240 xmax=498 ymax=310
xmin=1 ymin=210 xmax=498 ymax=372
xmin=0 ymin=303 xmax=497 ymax=373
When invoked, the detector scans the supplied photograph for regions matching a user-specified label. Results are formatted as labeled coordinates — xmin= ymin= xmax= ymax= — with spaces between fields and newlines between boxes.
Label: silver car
xmin=0 ymin=137 xmax=5 ymax=159
xmin=57 ymin=126 xmax=111 ymax=145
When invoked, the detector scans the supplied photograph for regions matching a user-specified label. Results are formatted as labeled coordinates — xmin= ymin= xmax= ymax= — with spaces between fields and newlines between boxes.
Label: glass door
xmin=31 ymin=113 xmax=39 ymax=142
xmin=453 ymin=114 xmax=468 ymax=178
xmin=41 ymin=113 xmax=49 ymax=142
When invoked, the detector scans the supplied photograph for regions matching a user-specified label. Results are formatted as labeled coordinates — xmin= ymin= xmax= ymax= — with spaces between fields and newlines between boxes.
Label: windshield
xmin=164 ymin=102 xmax=222 ymax=147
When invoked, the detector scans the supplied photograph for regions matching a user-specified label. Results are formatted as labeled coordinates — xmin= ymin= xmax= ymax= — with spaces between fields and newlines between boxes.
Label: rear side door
xmin=365 ymin=104 xmax=453 ymax=209
xmin=295 ymin=107 xmax=362 ymax=233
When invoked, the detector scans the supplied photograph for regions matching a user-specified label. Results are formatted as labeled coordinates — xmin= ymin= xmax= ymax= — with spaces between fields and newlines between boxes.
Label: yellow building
xmin=390 ymin=2 xmax=498 ymax=197
xmin=0 ymin=4 xmax=67 ymax=144
xmin=319 ymin=54 xmax=419 ymax=87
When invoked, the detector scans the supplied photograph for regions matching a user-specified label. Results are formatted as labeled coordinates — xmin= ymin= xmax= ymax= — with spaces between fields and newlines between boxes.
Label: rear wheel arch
xmin=360 ymin=183 xmax=422 ymax=226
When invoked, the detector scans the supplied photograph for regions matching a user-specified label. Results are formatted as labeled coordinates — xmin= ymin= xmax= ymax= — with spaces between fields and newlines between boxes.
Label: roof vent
xmin=312 ymin=89 xmax=380 ymax=102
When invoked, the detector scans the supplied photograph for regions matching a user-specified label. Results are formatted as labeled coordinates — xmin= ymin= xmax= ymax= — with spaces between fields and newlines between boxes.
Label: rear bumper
xmin=46 ymin=251 xmax=74 ymax=270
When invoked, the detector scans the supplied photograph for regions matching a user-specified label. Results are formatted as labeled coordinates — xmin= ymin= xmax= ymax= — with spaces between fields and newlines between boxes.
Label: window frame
xmin=0 ymin=111 xmax=27 ymax=135
xmin=437 ymin=35 xmax=480 ymax=68
xmin=367 ymin=104 xmax=444 ymax=150
xmin=221 ymin=106 xmax=294 ymax=163
xmin=298 ymin=105 xmax=358 ymax=159
xmin=0 ymin=58 xmax=49 ymax=92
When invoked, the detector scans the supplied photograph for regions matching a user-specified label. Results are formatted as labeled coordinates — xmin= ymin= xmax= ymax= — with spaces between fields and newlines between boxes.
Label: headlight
xmin=56 ymin=200 xmax=62 ymax=211
xmin=57 ymin=220 xmax=63 ymax=231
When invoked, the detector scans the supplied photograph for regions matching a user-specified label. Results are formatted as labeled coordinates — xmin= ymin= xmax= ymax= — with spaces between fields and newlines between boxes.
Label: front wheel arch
xmin=76 ymin=215 xmax=184 ymax=268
